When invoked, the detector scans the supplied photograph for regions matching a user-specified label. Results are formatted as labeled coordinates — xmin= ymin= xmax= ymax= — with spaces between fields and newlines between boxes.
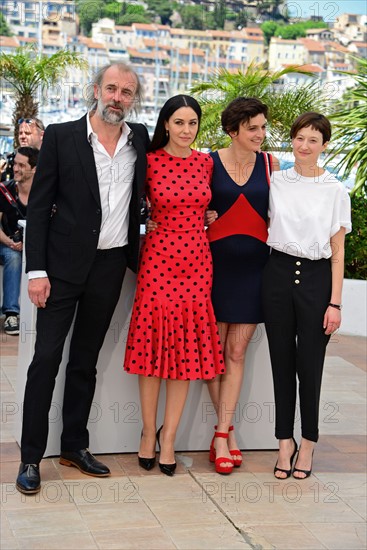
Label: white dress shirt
xmin=87 ymin=115 xmax=137 ymax=249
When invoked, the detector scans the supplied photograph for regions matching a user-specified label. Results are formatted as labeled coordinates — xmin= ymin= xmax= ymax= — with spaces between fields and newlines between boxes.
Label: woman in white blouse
xmin=263 ymin=112 xmax=352 ymax=479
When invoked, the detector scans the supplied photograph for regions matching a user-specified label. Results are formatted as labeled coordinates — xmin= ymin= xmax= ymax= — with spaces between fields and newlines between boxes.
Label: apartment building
xmin=2 ymin=0 xmax=77 ymax=40
xmin=306 ymin=28 xmax=334 ymax=41
xmin=268 ymin=37 xmax=305 ymax=69
xmin=1 ymin=7 xmax=362 ymax=114
xmin=91 ymin=19 xmax=265 ymax=68
xmin=333 ymin=12 xmax=367 ymax=44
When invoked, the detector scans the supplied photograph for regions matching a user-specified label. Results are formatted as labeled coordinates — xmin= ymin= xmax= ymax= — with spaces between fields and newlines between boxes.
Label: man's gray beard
xmin=97 ymin=100 xmax=126 ymax=125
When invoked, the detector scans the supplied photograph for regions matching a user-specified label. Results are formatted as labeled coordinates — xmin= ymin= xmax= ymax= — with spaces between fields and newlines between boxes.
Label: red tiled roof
xmin=177 ymin=48 xmax=205 ymax=56
xmin=0 ymin=36 xmax=20 ymax=47
xmin=143 ymin=39 xmax=171 ymax=51
xmin=350 ymin=41 xmax=367 ymax=47
xmin=16 ymin=36 xmax=37 ymax=44
xmin=170 ymin=28 xmax=207 ymax=37
xmin=325 ymin=41 xmax=349 ymax=53
xmin=209 ymin=30 xmax=231 ymax=38
xmin=78 ymin=37 xmax=106 ymax=49
xmin=299 ymin=38 xmax=325 ymax=52
xmin=243 ymin=28 xmax=264 ymax=39
xmin=127 ymin=47 xmax=168 ymax=60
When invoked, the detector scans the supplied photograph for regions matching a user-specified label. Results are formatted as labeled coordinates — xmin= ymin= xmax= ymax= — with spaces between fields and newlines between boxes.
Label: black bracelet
xmin=329 ymin=303 xmax=342 ymax=310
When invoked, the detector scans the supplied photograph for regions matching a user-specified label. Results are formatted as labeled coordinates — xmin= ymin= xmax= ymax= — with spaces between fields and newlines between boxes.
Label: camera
xmin=5 ymin=152 xmax=15 ymax=180
xmin=10 ymin=228 xmax=23 ymax=243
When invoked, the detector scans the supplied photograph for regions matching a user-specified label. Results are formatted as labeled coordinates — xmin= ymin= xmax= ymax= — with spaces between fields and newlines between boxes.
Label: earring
xmin=166 ymin=130 xmax=169 ymax=137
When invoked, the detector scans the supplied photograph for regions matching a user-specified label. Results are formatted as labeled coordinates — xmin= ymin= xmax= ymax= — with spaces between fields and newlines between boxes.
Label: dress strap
xmin=262 ymin=152 xmax=272 ymax=186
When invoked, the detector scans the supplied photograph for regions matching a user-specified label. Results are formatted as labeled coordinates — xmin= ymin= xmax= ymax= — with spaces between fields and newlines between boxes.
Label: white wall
xmin=340 ymin=279 xmax=367 ymax=337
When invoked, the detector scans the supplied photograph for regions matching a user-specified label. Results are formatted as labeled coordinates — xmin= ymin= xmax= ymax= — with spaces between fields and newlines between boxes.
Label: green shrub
xmin=344 ymin=194 xmax=367 ymax=280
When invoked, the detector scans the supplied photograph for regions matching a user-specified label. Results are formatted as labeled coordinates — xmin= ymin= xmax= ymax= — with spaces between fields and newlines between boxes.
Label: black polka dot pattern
xmin=124 ymin=149 xmax=225 ymax=380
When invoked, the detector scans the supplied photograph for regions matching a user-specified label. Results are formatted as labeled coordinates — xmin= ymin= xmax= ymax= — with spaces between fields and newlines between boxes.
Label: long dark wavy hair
xmin=149 ymin=95 xmax=202 ymax=152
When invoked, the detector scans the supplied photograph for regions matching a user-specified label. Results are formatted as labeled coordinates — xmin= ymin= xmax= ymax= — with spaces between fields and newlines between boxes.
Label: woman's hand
xmin=323 ymin=306 xmax=341 ymax=335
xmin=205 ymin=210 xmax=218 ymax=226
xmin=146 ymin=218 xmax=158 ymax=234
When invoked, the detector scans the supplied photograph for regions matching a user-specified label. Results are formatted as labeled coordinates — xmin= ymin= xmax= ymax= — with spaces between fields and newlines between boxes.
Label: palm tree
xmin=327 ymin=56 xmax=367 ymax=196
xmin=190 ymin=63 xmax=325 ymax=150
xmin=0 ymin=45 xmax=88 ymax=145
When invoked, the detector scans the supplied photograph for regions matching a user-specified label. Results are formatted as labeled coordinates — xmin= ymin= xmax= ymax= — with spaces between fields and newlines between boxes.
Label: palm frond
xmin=0 ymin=45 xmax=88 ymax=98
xmin=327 ymin=56 xmax=367 ymax=195
xmin=1 ymin=45 xmax=88 ymax=146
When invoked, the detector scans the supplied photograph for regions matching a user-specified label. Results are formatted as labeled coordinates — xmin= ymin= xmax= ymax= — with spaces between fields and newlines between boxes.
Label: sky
xmin=286 ymin=0 xmax=366 ymax=21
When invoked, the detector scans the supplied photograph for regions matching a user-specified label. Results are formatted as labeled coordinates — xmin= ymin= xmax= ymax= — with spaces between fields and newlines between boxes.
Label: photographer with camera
xmin=1 ymin=118 xmax=44 ymax=182
xmin=0 ymin=146 xmax=39 ymax=334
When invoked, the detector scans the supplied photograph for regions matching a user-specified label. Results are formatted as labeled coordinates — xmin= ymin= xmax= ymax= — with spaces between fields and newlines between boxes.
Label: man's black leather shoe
xmin=59 ymin=449 xmax=110 ymax=477
xmin=16 ymin=463 xmax=41 ymax=494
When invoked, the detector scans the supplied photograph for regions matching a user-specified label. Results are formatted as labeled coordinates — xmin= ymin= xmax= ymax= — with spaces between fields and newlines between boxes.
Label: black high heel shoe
xmin=293 ymin=449 xmax=314 ymax=479
xmin=156 ymin=426 xmax=176 ymax=477
xmin=274 ymin=437 xmax=298 ymax=479
xmin=138 ymin=431 xmax=156 ymax=471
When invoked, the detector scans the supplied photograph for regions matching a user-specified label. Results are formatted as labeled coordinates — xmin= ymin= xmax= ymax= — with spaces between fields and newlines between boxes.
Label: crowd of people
xmin=0 ymin=63 xmax=351 ymax=495
xmin=0 ymin=116 xmax=44 ymax=335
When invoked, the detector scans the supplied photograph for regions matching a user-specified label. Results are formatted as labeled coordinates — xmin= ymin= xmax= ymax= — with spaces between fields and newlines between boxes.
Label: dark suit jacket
xmin=25 ymin=115 xmax=150 ymax=283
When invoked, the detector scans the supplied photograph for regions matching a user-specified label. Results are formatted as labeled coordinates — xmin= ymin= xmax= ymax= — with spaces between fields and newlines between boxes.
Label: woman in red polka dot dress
xmin=124 ymin=95 xmax=225 ymax=475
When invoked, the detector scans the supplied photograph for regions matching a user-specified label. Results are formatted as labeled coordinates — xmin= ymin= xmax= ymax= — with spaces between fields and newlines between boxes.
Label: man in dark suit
xmin=16 ymin=63 xmax=150 ymax=494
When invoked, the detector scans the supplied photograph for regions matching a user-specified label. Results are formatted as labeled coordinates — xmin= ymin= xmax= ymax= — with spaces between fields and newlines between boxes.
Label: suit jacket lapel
xmin=128 ymin=123 xmax=147 ymax=194
xmin=72 ymin=115 xmax=101 ymax=206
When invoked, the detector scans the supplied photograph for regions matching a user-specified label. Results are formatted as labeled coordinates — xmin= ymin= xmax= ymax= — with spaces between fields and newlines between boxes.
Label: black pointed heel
xmin=138 ymin=455 xmax=156 ymax=471
xmin=156 ymin=426 xmax=176 ymax=477
xmin=138 ymin=430 xmax=156 ymax=471
xmin=274 ymin=437 xmax=298 ymax=479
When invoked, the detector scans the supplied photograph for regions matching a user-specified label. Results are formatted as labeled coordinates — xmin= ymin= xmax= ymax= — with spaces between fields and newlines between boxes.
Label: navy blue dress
xmin=207 ymin=151 xmax=270 ymax=323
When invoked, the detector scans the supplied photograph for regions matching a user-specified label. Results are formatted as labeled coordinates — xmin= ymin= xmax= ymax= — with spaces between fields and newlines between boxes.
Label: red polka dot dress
xmin=124 ymin=149 xmax=225 ymax=380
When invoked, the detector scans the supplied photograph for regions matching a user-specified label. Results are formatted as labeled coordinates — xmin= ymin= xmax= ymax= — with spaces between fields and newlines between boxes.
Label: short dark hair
xmin=150 ymin=95 xmax=202 ymax=152
xmin=16 ymin=146 xmax=39 ymax=168
xmin=290 ymin=112 xmax=331 ymax=144
xmin=221 ymin=97 xmax=268 ymax=135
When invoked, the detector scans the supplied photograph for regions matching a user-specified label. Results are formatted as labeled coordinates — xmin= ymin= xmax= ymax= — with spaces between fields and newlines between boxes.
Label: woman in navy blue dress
xmin=206 ymin=98 xmax=279 ymax=474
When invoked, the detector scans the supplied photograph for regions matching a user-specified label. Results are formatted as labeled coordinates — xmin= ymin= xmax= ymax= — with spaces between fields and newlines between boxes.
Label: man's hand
xmin=146 ymin=218 xmax=158 ymax=234
xmin=0 ymin=158 xmax=7 ymax=174
xmin=7 ymin=239 xmax=23 ymax=253
xmin=205 ymin=210 xmax=218 ymax=226
xmin=28 ymin=277 xmax=51 ymax=308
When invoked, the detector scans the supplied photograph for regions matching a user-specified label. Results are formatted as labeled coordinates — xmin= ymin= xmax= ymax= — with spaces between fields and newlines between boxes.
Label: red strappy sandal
xmin=209 ymin=431 xmax=234 ymax=475
xmin=228 ymin=425 xmax=243 ymax=467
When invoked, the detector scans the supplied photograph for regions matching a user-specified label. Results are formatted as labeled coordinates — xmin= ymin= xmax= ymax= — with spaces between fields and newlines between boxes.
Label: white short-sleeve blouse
xmin=267 ymin=167 xmax=352 ymax=260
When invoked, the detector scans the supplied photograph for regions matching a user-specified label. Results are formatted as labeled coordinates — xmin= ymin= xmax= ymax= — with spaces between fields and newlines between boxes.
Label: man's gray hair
xmin=85 ymin=63 xmax=143 ymax=113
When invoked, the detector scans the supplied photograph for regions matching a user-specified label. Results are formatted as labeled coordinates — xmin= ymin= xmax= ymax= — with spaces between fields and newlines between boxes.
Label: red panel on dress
xmin=207 ymin=194 xmax=268 ymax=244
